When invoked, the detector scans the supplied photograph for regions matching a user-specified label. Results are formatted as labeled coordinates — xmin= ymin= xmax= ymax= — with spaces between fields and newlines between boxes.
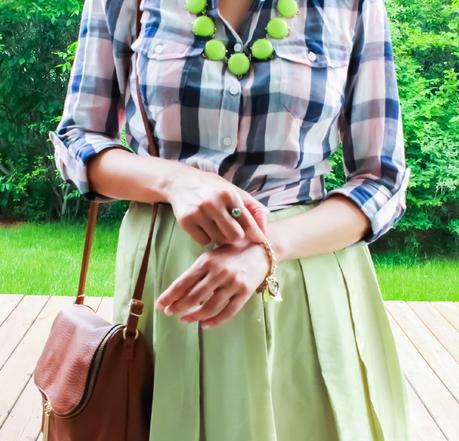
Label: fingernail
xmin=201 ymin=323 xmax=211 ymax=329
xmin=164 ymin=307 xmax=174 ymax=316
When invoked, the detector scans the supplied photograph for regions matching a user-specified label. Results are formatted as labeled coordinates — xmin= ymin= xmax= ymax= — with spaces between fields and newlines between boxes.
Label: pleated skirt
xmin=112 ymin=200 xmax=410 ymax=441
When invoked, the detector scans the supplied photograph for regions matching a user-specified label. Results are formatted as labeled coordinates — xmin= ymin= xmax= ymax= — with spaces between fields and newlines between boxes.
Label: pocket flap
xmin=273 ymin=40 xmax=350 ymax=68
xmin=131 ymin=34 xmax=204 ymax=60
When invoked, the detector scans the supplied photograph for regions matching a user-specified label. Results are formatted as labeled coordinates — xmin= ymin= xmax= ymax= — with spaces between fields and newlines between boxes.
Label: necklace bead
xmin=192 ymin=15 xmax=215 ymax=37
xmin=250 ymin=38 xmax=274 ymax=60
xmin=276 ymin=0 xmax=299 ymax=17
xmin=266 ymin=17 xmax=289 ymax=39
xmin=227 ymin=52 xmax=251 ymax=76
xmin=184 ymin=0 xmax=207 ymax=14
xmin=204 ymin=38 xmax=227 ymax=60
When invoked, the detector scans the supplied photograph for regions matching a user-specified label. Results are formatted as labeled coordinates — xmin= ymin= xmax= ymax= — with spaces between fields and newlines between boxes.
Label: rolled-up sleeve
xmin=323 ymin=0 xmax=411 ymax=247
xmin=49 ymin=0 xmax=132 ymax=201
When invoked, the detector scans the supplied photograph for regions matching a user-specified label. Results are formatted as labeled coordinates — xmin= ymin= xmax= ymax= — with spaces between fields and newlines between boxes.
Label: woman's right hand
xmin=165 ymin=165 xmax=269 ymax=247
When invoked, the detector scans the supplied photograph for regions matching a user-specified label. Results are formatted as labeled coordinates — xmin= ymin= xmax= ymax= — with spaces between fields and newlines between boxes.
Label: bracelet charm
xmin=255 ymin=238 xmax=283 ymax=303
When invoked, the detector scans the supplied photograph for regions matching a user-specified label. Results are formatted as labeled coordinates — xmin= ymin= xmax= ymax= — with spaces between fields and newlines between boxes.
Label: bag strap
xmin=76 ymin=0 xmax=160 ymax=337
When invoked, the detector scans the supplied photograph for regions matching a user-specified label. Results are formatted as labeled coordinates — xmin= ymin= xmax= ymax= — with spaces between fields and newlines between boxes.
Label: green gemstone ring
xmin=230 ymin=207 xmax=242 ymax=218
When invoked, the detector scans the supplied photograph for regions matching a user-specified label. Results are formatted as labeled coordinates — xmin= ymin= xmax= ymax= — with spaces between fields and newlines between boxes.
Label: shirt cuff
xmin=49 ymin=131 xmax=132 ymax=203
xmin=323 ymin=167 xmax=411 ymax=247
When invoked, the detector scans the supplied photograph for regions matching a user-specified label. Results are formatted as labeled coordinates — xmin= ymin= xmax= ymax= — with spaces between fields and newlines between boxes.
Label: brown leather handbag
xmin=33 ymin=1 xmax=161 ymax=439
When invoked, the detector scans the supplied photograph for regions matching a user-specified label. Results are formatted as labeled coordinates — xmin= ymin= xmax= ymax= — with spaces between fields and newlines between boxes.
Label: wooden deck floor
xmin=0 ymin=294 xmax=457 ymax=441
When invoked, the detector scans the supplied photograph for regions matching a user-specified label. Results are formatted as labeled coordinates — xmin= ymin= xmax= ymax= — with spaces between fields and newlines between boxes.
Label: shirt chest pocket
xmin=273 ymin=43 xmax=351 ymax=123
xmin=132 ymin=38 xmax=205 ymax=118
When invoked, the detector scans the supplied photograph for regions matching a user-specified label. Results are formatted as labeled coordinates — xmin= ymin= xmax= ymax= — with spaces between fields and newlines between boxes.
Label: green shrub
xmin=0 ymin=0 xmax=83 ymax=221
xmin=327 ymin=0 xmax=459 ymax=254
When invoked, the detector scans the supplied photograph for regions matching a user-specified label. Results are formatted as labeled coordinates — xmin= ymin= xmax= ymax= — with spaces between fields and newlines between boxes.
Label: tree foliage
xmin=0 ymin=0 xmax=83 ymax=220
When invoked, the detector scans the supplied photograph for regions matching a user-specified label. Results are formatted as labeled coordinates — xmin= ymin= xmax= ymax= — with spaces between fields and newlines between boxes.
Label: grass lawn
xmin=0 ymin=222 xmax=457 ymax=301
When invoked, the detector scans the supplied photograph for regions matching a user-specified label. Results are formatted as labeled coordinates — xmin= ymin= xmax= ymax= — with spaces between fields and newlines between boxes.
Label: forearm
xmin=267 ymin=194 xmax=372 ymax=262
xmin=87 ymin=147 xmax=185 ymax=204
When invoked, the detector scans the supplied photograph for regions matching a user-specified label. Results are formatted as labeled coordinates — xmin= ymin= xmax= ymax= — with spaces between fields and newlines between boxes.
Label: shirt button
xmin=229 ymin=84 xmax=239 ymax=95
xmin=233 ymin=42 xmax=243 ymax=52
xmin=307 ymin=51 xmax=317 ymax=62
xmin=223 ymin=136 xmax=232 ymax=146
xmin=154 ymin=44 xmax=164 ymax=54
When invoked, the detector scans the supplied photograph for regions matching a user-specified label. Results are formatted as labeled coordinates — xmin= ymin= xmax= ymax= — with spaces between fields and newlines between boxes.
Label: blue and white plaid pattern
xmin=50 ymin=0 xmax=411 ymax=246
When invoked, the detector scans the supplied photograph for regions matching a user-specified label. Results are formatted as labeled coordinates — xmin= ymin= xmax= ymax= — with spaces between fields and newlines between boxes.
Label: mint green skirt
xmin=113 ymin=201 xmax=410 ymax=441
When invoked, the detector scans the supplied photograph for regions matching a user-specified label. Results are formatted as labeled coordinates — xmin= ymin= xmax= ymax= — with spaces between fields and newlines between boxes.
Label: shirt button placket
xmin=219 ymin=80 xmax=241 ymax=151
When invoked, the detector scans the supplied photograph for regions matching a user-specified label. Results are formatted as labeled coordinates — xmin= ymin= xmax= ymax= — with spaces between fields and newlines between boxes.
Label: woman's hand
xmin=154 ymin=238 xmax=271 ymax=329
xmin=165 ymin=165 xmax=269 ymax=246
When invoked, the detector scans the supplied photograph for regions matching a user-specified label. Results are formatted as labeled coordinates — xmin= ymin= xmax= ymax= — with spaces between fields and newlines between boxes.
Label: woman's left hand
xmin=154 ymin=238 xmax=271 ymax=329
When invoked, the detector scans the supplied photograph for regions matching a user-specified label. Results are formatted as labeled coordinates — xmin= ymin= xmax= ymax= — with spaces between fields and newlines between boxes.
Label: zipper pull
xmin=43 ymin=400 xmax=52 ymax=441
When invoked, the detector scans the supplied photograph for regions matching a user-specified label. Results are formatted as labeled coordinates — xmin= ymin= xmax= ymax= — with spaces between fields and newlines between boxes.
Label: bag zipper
xmin=38 ymin=322 xmax=125 ymax=436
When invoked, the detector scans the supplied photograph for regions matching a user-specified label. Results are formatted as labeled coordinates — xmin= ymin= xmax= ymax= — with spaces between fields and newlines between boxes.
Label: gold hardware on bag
xmin=43 ymin=399 xmax=52 ymax=441
xmin=123 ymin=327 xmax=139 ymax=341
xmin=129 ymin=298 xmax=143 ymax=317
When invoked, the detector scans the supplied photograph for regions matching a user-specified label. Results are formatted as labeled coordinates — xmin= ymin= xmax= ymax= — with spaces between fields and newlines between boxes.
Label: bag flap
xmin=33 ymin=302 xmax=119 ymax=415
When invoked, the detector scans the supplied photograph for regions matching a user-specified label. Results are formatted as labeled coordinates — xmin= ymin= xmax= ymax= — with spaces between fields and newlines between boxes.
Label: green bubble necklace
xmin=184 ymin=0 xmax=299 ymax=78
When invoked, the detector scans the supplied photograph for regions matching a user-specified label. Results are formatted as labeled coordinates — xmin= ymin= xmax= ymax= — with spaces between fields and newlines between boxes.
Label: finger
xmin=164 ymin=272 xmax=221 ymax=315
xmin=155 ymin=266 xmax=206 ymax=310
xmin=182 ymin=222 xmax=212 ymax=246
xmin=220 ymin=191 xmax=264 ymax=243
xmin=180 ymin=285 xmax=234 ymax=322
xmin=197 ymin=214 xmax=227 ymax=245
xmin=202 ymin=203 xmax=245 ymax=244
xmin=238 ymin=190 xmax=270 ymax=239
xmin=200 ymin=292 xmax=249 ymax=328
xmin=232 ymin=203 xmax=266 ymax=244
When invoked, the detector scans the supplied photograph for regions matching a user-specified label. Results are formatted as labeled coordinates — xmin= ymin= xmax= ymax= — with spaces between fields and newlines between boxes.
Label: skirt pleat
xmin=112 ymin=201 xmax=410 ymax=441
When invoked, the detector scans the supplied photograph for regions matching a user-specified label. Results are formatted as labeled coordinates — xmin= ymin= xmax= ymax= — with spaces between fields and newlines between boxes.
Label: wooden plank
xmin=0 ymin=296 xmax=49 ymax=370
xmin=0 ymin=376 xmax=42 ymax=441
xmin=406 ymin=380 xmax=447 ymax=441
xmin=14 ymin=381 xmax=447 ymax=441
xmin=433 ymin=301 xmax=459 ymax=332
xmin=386 ymin=307 xmax=459 ymax=440
xmin=387 ymin=301 xmax=459 ymax=401
xmin=0 ymin=296 xmax=72 ymax=428
xmin=408 ymin=301 xmax=459 ymax=364
xmin=0 ymin=296 xmax=102 ymax=432
xmin=79 ymin=295 xmax=103 ymax=312
xmin=97 ymin=296 xmax=114 ymax=323
xmin=0 ymin=295 xmax=23 ymax=326
xmin=0 ymin=295 xmax=456 ymax=441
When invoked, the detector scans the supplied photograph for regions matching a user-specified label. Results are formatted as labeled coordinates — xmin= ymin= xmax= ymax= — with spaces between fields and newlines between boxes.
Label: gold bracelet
xmin=255 ymin=238 xmax=283 ymax=302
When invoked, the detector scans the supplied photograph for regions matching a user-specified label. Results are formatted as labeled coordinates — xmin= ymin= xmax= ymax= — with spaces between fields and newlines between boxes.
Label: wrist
xmin=143 ymin=156 xmax=186 ymax=204
xmin=265 ymin=221 xmax=285 ymax=263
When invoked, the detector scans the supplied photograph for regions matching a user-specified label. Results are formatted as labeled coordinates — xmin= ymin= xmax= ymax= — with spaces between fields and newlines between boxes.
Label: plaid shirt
xmin=49 ymin=0 xmax=411 ymax=246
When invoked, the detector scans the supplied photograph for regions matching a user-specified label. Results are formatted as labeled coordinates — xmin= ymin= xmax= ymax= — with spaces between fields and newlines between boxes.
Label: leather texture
xmin=33 ymin=304 xmax=154 ymax=441
xmin=34 ymin=303 xmax=119 ymax=415
xmin=32 ymin=1 xmax=160 ymax=438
